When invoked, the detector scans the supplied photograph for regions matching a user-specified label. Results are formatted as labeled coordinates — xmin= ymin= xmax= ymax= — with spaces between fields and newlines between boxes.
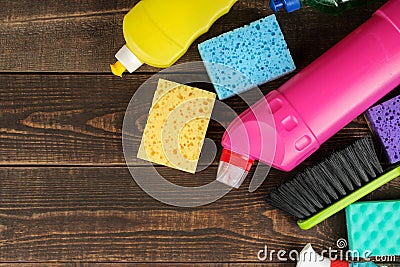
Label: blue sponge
xmin=198 ymin=15 xmax=296 ymax=100
xmin=346 ymin=200 xmax=400 ymax=257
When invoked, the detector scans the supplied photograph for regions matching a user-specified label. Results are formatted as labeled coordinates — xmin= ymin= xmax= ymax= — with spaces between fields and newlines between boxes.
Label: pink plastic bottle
xmin=216 ymin=0 xmax=400 ymax=188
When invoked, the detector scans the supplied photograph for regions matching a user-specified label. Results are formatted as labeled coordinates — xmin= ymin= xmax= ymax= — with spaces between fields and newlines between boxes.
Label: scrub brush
xmin=266 ymin=136 xmax=400 ymax=230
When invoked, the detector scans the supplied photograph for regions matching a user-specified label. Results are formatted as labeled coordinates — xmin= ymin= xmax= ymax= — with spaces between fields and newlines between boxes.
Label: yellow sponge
xmin=138 ymin=79 xmax=216 ymax=173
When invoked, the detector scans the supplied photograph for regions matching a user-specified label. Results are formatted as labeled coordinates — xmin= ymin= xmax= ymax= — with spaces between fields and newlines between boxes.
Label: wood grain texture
xmin=1 ymin=74 xmax=395 ymax=165
xmin=0 ymin=166 xmax=398 ymax=262
xmin=0 ymin=1 xmax=382 ymax=73
xmin=1 ymin=0 xmax=399 ymax=265
xmin=0 ymin=264 xmax=298 ymax=267
xmin=0 ymin=264 xmax=398 ymax=267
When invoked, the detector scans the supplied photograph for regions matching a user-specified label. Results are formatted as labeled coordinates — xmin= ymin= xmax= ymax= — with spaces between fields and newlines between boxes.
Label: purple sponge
xmin=365 ymin=95 xmax=400 ymax=164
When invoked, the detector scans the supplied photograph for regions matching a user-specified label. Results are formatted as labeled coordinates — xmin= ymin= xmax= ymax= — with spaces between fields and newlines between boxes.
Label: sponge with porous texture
xmin=346 ymin=200 xmax=400 ymax=257
xmin=198 ymin=14 xmax=296 ymax=100
xmin=365 ymin=95 xmax=400 ymax=164
xmin=137 ymin=79 xmax=216 ymax=173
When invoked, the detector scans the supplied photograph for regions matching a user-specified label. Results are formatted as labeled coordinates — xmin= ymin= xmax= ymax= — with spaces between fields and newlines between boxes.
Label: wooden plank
xmin=0 ymin=74 xmax=137 ymax=165
xmin=0 ymin=74 xmax=390 ymax=165
xmin=0 ymin=166 xmax=398 ymax=262
xmin=0 ymin=264 xmax=298 ymax=267
xmin=0 ymin=1 xmax=382 ymax=73
xmin=0 ymin=0 xmax=136 ymax=22
xmin=0 ymin=264 xmax=398 ymax=267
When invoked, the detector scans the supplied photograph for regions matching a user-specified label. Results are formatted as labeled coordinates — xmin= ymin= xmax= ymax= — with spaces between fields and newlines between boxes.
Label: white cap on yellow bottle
xmin=110 ymin=45 xmax=143 ymax=77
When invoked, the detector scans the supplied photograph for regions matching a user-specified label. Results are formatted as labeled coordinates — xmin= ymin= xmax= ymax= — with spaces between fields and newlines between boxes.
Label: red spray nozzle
xmin=216 ymin=149 xmax=254 ymax=188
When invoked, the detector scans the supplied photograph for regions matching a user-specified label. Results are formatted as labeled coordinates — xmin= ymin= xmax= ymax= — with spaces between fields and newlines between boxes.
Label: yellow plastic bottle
xmin=110 ymin=0 xmax=238 ymax=77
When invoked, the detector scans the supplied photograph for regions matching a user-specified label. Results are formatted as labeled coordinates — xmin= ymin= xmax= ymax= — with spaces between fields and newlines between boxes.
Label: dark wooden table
xmin=1 ymin=0 xmax=399 ymax=266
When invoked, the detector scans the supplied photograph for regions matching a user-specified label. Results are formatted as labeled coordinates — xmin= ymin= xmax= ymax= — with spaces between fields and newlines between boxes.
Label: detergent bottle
xmin=270 ymin=0 xmax=384 ymax=15
xmin=110 ymin=0 xmax=238 ymax=77
xmin=216 ymin=0 xmax=400 ymax=188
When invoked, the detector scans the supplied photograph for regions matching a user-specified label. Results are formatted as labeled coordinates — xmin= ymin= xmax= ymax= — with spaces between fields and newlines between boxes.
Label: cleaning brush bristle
xmin=266 ymin=136 xmax=384 ymax=220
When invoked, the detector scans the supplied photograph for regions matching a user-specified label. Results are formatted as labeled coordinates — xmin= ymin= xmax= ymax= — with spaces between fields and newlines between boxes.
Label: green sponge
xmin=346 ymin=200 xmax=400 ymax=257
